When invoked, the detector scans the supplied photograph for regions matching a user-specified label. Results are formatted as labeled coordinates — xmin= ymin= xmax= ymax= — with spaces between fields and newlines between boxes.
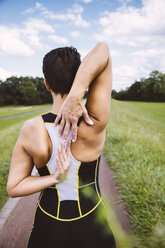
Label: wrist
xmin=69 ymin=88 xmax=85 ymax=101
xmin=50 ymin=174 xmax=60 ymax=185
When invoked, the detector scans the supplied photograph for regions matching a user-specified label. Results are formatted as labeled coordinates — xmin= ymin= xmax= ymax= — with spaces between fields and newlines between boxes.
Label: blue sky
xmin=0 ymin=0 xmax=165 ymax=91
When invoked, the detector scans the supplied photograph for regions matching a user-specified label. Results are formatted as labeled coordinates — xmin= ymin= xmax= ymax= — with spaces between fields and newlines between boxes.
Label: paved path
xmin=0 ymin=155 xmax=130 ymax=248
xmin=0 ymin=109 xmax=50 ymax=120
xmin=0 ymin=193 xmax=40 ymax=248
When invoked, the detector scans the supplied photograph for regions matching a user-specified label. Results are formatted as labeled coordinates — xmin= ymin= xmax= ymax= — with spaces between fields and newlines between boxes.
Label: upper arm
xmin=7 ymin=124 xmax=34 ymax=193
xmin=85 ymin=53 xmax=112 ymax=130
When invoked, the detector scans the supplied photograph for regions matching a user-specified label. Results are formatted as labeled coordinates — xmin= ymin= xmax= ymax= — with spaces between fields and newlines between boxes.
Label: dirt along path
xmin=0 ymin=155 xmax=130 ymax=248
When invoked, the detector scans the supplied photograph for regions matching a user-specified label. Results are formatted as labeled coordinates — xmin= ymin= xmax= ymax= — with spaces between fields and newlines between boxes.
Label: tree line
xmin=0 ymin=70 xmax=165 ymax=106
xmin=0 ymin=76 xmax=52 ymax=106
xmin=112 ymin=70 xmax=165 ymax=102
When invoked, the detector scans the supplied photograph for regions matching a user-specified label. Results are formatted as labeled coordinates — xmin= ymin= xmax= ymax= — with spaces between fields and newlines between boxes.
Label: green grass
xmin=104 ymin=100 xmax=165 ymax=248
xmin=0 ymin=105 xmax=51 ymax=210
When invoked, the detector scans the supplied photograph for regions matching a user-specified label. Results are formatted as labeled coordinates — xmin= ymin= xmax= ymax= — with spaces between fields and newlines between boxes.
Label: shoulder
xmin=18 ymin=115 xmax=47 ymax=154
xmin=19 ymin=116 xmax=43 ymax=139
xmin=17 ymin=115 xmax=52 ymax=167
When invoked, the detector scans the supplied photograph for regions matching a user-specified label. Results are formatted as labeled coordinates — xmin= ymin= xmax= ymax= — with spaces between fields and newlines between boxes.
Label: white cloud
xmin=71 ymin=4 xmax=84 ymax=14
xmin=35 ymin=2 xmax=44 ymax=9
xmin=78 ymin=0 xmax=93 ymax=3
xmin=70 ymin=31 xmax=81 ymax=38
xmin=0 ymin=16 xmax=55 ymax=56
xmin=113 ymin=65 xmax=149 ymax=91
xmin=23 ymin=18 xmax=54 ymax=47
xmin=36 ymin=3 xmax=90 ymax=27
xmin=94 ymin=0 xmax=165 ymax=90
xmin=22 ymin=8 xmax=35 ymax=15
xmin=0 ymin=25 xmax=35 ymax=56
xmin=67 ymin=4 xmax=90 ymax=27
xmin=117 ymin=0 xmax=132 ymax=6
xmin=131 ymin=48 xmax=165 ymax=72
xmin=96 ymin=0 xmax=165 ymax=47
xmin=49 ymin=35 xmax=68 ymax=45
xmin=110 ymin=50 xmax=121 ymax=58
xmin=0 ymin=68 xmax=18 ymax=81
xmin=75 ymin=15 xmax=90 ymax=27
xmin=24 ymin=17 xmax=54 ymax=33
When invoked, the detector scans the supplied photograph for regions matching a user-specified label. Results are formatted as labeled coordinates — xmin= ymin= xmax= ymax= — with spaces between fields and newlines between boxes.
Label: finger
xmin=58 ymin=118 xmax=65 ymax=137
xmin=61 ymin=141 xmax=67 ymax=161
xmin=57 ymin=146 xmax=63 ymax=162
xmin=82 ymin=107 xmax=93 ymax=125
xmin=55 ymin=112 xmax=62 ymax=126
xmin=57 ymin=148 xmax=62 ymax=165
xmin=56 ymin=155 xmax=63 ymax=171
xmin=58 ymin=147 xmax=65 ymax=167
xmin=71 ymin=121 xmax=78 ymax=142
xmin=63 ymin=120 xmax=70 ymax=142
xmin=66 ymin=140 xmax=71 ymax=156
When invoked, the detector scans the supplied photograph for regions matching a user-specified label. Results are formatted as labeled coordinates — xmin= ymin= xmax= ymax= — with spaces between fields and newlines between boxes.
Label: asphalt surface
xmin=0 ymin=109 xmax=50 ymax=120
xmin=0 ymin=155 xmax=130 ymax=248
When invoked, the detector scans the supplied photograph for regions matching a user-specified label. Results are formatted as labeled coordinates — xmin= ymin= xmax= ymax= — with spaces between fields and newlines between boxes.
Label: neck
xmin=51 ymin=93 xmax=68 ymax=115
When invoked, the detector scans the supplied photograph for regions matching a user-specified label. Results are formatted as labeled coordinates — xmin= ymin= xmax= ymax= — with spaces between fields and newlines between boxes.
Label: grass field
xmin=104 ymin=100 xmax=165 ymax=248
xmin=0 ymin=104 xmax=51 ymax=210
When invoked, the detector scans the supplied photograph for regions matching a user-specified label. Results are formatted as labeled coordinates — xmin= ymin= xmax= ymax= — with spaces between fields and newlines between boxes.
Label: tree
xmin=0 ymin=76 xmax=52 ymax=106
xmin=112 ymin=70 xmax=165 ymax=102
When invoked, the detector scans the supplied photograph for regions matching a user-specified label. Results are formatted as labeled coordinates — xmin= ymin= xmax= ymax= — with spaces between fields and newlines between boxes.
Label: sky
xmin=0 ymin=0 xmax=165 ymax=91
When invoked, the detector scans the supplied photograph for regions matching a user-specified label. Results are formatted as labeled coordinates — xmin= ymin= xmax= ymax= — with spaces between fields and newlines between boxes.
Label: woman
xmin=7 ymin=42 xmax=116 ymax=247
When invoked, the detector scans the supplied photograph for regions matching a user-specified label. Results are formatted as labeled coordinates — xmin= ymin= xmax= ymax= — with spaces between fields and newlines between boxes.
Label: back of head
xmin=43 ymin=47 xmax=81 ymax=96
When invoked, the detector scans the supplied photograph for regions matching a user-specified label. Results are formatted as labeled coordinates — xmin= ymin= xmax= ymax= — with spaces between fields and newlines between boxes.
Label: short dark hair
xmin=42 ymin=47 xmax=81 ymax=96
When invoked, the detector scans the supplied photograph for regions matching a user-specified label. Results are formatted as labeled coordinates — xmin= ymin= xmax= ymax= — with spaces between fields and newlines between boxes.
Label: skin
xmin=7 ymin=42 xmax=112 ymax=198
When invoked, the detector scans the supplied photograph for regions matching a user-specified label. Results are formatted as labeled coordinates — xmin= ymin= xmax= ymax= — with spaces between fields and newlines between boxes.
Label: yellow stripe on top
xmin=56 ymin=185 xmax=60 ymax=218
xmin=77 ymin=162 xmax=82 ymax=216
xmin=45 ymin=122 xmax=60 ymax=125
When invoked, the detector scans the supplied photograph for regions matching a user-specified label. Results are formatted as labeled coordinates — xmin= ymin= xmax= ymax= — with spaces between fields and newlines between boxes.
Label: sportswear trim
xmin=77 ymin=162 xmax=82 ymax=216
xmin=38 ymin=196 xmax=102 ymax=222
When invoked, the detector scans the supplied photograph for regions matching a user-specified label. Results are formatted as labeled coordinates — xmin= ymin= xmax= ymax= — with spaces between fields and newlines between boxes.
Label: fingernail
xmin=89 ymin=120 xmax=94 ymax=125
xmin=72 ymin=139 xmax=75 ymax=142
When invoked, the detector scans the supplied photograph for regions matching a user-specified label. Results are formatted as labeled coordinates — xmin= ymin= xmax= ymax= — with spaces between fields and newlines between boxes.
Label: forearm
xmin=69 ymin=42 xmax=110 ymax=100
xmin=7 ymin=174 xmax=58 ymax=198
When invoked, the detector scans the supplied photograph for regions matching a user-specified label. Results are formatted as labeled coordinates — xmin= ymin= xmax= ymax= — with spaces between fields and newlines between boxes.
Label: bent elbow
xmin=97 ymin=42 xmax=109 ymax=52
xmin=6 ymin=183 xmax=18 ymax=198
xmin=96 ymin=42 xmax=111 ymax=62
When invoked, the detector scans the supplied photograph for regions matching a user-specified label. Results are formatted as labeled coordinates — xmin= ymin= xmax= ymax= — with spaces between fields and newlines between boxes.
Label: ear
xmin=44 ymin=79 xmax=51 ymax=92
